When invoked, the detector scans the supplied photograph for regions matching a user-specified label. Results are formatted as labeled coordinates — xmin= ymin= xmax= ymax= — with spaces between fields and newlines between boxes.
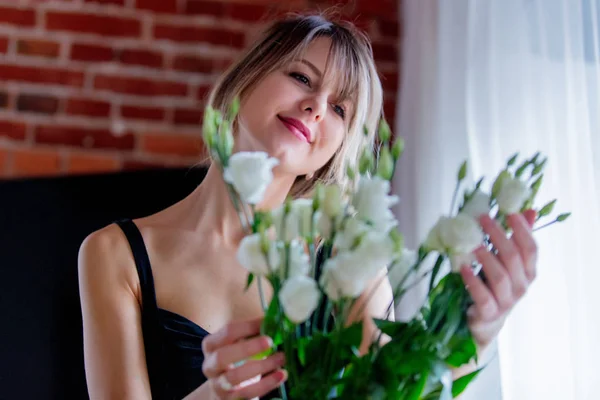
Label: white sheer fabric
xmin=394 ymin=1 xmax=600 ymax=399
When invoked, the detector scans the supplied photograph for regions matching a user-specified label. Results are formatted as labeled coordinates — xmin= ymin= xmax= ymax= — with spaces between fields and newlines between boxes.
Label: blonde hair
xmin=207 ymin=12 xmax=384 ymax=197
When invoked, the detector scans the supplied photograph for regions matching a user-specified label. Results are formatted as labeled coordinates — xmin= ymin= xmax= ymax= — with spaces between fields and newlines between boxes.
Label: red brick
xmin=0 ymin=64 xmax=84 ymax=87
xmin=71 ymin=43 xmax=114 ymax=62
xmin=140 ymin=133 xmax=204 ymax=157
xmin=35 ymin=125 xmax=135 ymax=150
xmin=16 ymin=38 xmax=60 ymax=58
xmin=121 ymin=105 xmax=165 ymax=121
xmin=119 ymin=49 xmax=163 ymax=68
xmin=228 ymin=3 xmax=269 ymax=22
xmin=65 ymin=97 xmax=111 ymax=118
xmin=84 ymin=0 xmax=126 ymax=5
xmin=356 ymin=0 xmax=398 ymax=17
xmin=135 ymin=0 xmax=178 ymax=14
xmin=378 ymin=19 xmax=399 ymax=37
xmin=0 ymin=149 xmax=7 ymax=178
xmin=94 ymin=74 xmax=188 ymax=97
xmin=12 ymin=149 xmax=61 ymax=177
xmin=172 ymin=55 xmax=213 ymax=73
xmin=154 ymin=24 xmax=245 ymax=48
xmin=0 ymin=92 xmax=8 ymax=108
xmin=173 ymin=107 xmax=203 ymax=125
xmin=196 ymin=85 xmax=211 ymax=101
xmin=184 ymin=0 xmax=225 ymax=17
xmin=46 ymin=11 xmax=141 ymax=38
xmin=372 ymin=42 xmax=398 ymax=62
xmin=0 ymin=120 xmax=27 ymax=141
xmin=16 ymin=94 xmax=59 ymax=115
xmin=0 ymin=6 xmax=36 ymax=27
xmin=0 ymin=37 xmax=8 ymax=54
xmin=66 ymin=153 xmax=121 ymax=174
xmin=381 ymin=71 xmax=398 ymax=92
xmin=123 ymin=159 xmax=168 ymax=170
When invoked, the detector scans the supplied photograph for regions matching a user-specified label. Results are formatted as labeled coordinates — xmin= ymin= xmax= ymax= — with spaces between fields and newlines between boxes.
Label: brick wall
xmin=0 ymin=0 xmax=400 ymax=179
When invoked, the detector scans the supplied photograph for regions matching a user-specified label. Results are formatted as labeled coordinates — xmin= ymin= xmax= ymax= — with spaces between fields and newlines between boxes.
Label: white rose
xmin=353 ymin=230 xmax=396 ymax=273
xmin=352 ymin=176 xmax=399 ymax=232
xmin=279 ymin=276 xmax=321 ymax=323
xmin=333 ymin=218 xmax=369 ymax=252
xmin=321 ymin=184 xmax=343 ymax=218
xmin=286 ymin=240 xmax=310 ymax=278
xmin=461 ymin=190 xmax=491 ymax=218
xmin=320 ymin=255 xmax=366 ymax=301
xmin=236 ymin=234 xmax=280 ymax=275
xmin=315 ymin=211 xmax=334 ymax=239
xmin=425 ymin=214 xmax=483 ymax=254
xmin=496 ymin=178 xmax=531 ymax=214
xmin=223 ymin=152 xmax=279 ymax=204
xmin=272 ymin=199 xmax=314 ymax=241
xmin=450 ymin=252 xmax=478 ymax=273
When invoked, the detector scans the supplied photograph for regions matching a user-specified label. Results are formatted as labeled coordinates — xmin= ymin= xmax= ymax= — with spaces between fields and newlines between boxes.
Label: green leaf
xmin=444 ymin=335 xmax=477 ymax=367
xmin=405 ymin=371 xmax=429 ymax=400
xmin=507 ymin=152 xmax=519 ymax=166
xmin=452 ymin=368 xmax=485 ymax=397
xmin=346 ymin=165 xmax=356 ymax=180
xmin=244 ymin=273 xmax=255 ymax=292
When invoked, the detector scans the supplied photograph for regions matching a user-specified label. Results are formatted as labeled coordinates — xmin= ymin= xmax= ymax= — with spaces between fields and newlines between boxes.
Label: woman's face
xmin=236 ymin=37 xmax=351 ymax=177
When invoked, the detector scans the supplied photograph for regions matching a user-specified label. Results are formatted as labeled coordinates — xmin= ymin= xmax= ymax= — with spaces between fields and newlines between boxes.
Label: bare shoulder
xmin=78 ymin=222 xmax=140 ymax=303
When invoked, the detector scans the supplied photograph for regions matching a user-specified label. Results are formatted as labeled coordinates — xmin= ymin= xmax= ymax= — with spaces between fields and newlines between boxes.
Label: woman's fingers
xmin=506 ymin=212 xmax=538 ymax=282
xmin=222 ymin=352 xmax=286 ymax=388
xmin=203 ymin=334 xmax=273 ymax=378
xmin=460 ymin=265 xmax=498 ymax=321
xmin=224 ymin=369 xmax=288 ymax=400
xmin=202 ymin=318 xmax=263 ymax=355
xmin=479 ymin=215 xmax=529 ymax=299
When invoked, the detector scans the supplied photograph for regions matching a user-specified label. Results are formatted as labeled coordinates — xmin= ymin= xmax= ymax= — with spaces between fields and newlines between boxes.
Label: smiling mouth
xmin=277 ymin=115 xmax=310 ymax=143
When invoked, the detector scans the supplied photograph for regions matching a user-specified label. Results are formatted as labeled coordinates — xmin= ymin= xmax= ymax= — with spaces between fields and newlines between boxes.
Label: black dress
xmin=116 ymin=219 xmax=282 ymax=399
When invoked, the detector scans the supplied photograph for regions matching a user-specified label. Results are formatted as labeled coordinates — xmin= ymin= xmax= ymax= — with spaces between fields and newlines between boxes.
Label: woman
xmin=78 ymin=12 xmax=539 ymax=400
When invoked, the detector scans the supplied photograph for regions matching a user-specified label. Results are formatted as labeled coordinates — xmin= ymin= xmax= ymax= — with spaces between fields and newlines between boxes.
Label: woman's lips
xmin=277 ymin=116 xmax=310 ymax=143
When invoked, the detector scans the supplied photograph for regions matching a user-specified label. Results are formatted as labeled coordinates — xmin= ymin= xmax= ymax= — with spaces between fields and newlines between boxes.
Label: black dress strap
xmin=115 ymin=218 xmax=166 ymax=399
xmin=115 ymin=218 xmax=159 ymax=314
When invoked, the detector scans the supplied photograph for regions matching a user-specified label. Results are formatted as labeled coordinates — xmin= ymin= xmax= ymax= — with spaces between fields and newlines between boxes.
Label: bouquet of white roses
xmin=201 ymin=99 xmax=569 ymax=400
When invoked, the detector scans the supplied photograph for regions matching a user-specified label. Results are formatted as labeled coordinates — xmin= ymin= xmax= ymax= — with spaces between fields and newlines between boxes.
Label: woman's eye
xmin=333 ymin=104 xmax=346 ymax=119
xmin=290 ymin=72 xmax=310 ymax=86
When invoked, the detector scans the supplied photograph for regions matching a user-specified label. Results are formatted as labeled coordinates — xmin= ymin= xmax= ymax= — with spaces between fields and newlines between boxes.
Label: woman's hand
xmin=201 ymin=318 xmax=287 ymax=400
xmin=459 ymin=210 xmax=538 ymax=351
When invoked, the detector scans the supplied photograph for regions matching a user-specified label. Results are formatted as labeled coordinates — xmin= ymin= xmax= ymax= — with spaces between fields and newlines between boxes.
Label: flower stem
xmin=533 ymin=220 xmax=558 ymax=232
xmin=450 ymin=182 xmax=460 ymax=215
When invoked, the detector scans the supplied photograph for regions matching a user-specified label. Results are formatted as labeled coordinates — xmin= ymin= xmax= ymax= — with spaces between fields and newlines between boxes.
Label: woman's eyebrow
xmin=300 ymin=59 xmax=322 ymax=78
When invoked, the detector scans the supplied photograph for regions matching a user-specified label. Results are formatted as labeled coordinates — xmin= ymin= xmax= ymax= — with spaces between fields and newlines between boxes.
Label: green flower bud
xmin=458 ymin=160 xmax=468 ymax=182
xmin=507 ymin=152 xmax=519 ymax=166
xmin=363 ymin=125 xmax=369 ymax=137
xmin=359 ymin=150 xmax=375 ymax=175
xmin=228 ymin=96 xmax=240 ymax=120
xmin=376 ymin=146 xmax=394 ymax=180
xmin=492 ymin=170 xmax=511 ymax=198
xmin=378 ymin=119 xmax=392 ymax=143
xmin=532 ymin=158 xmax=547 ymax=176
xmin=346 ymin=165 xmax=356 ymax=180
xmin=557 ymin=212 xmax=571 ymax=222
xmin=313 ymin=184 xmax=323 ymax=211
xmin=538 ymin=199 xmax=557 ymax=217
xmin=391 ymin=137 xmax=405 ymax=160
xmin=389 ymin=229 xmax=404 ymax=254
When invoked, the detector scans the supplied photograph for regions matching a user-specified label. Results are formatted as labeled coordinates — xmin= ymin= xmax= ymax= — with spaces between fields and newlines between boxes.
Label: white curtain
xmin=394 ymin=1 xmax=600 ymax=399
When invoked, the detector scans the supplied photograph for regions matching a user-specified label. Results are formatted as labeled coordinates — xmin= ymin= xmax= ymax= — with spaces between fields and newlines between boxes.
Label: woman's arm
xmin=347 ymin=267 xmax=395 ymax=355
xmin=78 ymin=226 xmax=156 ymax=399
